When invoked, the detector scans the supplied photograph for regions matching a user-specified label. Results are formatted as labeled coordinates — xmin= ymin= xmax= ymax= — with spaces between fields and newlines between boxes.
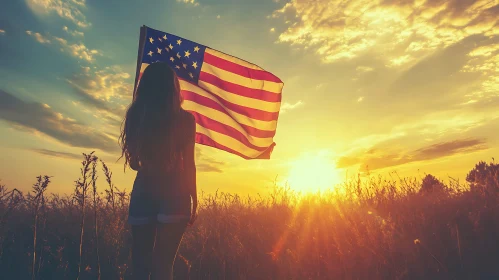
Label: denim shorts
xmin=128 ymin=172 xmax=191 ymax=225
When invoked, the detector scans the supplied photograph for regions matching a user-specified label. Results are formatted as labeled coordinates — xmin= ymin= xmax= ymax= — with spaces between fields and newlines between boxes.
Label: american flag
xmin=134 ymin=26 xmax=284 ymax=159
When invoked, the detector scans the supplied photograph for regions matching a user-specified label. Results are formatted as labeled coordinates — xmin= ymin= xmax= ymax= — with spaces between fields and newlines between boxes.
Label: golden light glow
xmin=287 ymin=152 xmax=341 ymax=193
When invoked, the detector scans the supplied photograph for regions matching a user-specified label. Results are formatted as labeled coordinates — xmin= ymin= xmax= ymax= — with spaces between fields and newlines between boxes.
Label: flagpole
xmin=133 ymin=25 xmax=147 ymax=100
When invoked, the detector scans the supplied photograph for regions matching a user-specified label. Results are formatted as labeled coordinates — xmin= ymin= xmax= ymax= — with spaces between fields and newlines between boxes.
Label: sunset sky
xmin=0 ymin=0 xmax=498 ymax=195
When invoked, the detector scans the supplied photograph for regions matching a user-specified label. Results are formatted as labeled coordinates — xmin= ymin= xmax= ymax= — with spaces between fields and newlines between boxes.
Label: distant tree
xmin=419 ymin=174 xmax=447 ymax=194
xmin=466 ymin=160 xmax=499 ymax=193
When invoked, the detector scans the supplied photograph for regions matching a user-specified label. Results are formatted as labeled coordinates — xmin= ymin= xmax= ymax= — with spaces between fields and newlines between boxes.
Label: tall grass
xmin=0 ymin=152 xmax=499 ymax=279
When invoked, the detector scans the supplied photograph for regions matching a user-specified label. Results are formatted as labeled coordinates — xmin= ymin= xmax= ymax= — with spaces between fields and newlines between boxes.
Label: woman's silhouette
xmin=119 ymin=62 xmax=197 ymax=280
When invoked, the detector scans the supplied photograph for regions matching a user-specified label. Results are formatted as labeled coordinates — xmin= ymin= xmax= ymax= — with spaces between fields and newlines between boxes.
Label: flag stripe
xmin=201 ymin=62 xmax=283 ymax=94
xmin=203 ymin=51 xmax=283 ymax=83
xmin=196 ymin=79 xmax=280 ymax=113
xmin=199 ymin=72 xmax=282 ymax=103
xmin=181 ymin=80 xmax=279 ymax=127
xmin=205 ymin=48 xmax=265 ymax=70
xmin=181 ymin=99 xmax=276 ymax=139
xmin=189 ymin=111 xmax=271 ymax=151
xmin=182 ymin=100 xmax=277 ymax=138
xmin=195 ymin=125 xmax=265 ymax=158
xmin=196 ymin=133 xmax=251 ymax=159
xmin=181 ymin=82 xmax=279 ymax=122
xmin=181 ymin=93 xmax=275 ymax=145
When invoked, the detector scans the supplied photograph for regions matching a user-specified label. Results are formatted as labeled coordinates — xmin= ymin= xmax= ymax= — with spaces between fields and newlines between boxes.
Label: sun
xmin=286 ymin=152 xmax=342 ymax=194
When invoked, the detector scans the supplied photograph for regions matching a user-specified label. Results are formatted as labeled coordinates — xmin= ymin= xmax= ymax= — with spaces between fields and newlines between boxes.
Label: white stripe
xmin=201 ymin=62 xmax=283 ymax=94
xmin=140 ymin=63 xmax=150 ymax=72
xmin=181 ymin=100 xmax=275 ymax=146
xmin=180 ymin=80 xmax=278 ymax=129
xmin=196 ymin=124 xmax=265 ymax=158
xmin=205 ymin=48 xmax=264 ymax=70
xmin=196 ymin=79 xmax=280 ymax=113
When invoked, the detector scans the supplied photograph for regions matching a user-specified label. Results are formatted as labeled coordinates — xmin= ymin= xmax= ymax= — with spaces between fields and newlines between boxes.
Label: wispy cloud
xmin=0 ymin=89 xmax=118 ymax=152
xmin=26 ymin=31 xmax=99 ymax=62
xmin=26 ymin=0 xmax=90 ymax=27
xmin=63 ymin=26 xmax=84 ymax=37
xmin=337 ymin=138 xmax=488 ymax=171
xmin=196 ymin=147 xmax=225 ymax=173
xmin=272 ymin=0 xmax=497 ymax=65
xmin=461 ymin=42 xmax=499 ymax=105
xmin=67 ymin=65 xmax=133 ymax=102
xmin=31 ymin=148 xmax=82 ymax=160
xmin=26 ymin=30 xmax=51 ymax=44
xmin=280 ymin=100 xmax=304 ymax=113
xmin=55 ymin=37 xmax=100 ymax=62
xmin=176 ymin=0 xmax=199 ymax=7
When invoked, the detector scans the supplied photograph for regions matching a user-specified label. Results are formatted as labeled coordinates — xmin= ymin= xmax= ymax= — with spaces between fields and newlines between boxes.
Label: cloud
xmin=380 ymin=34 xmax=494 ymax=112
xmin=26 ymin=30 xmax=51 ymax=44
xmin=356 ymin=66 xmax=374 ymax=73
xmin=31 ymin=148 xmax=82 ymax=160
xmin=26 ymin=0 xmax=89 ymax=27
xmin=67 ymin=65 xmax=133 ymax=102
xmin=195 ymin=147 xmax=225 ymax=173
xmin=55 ymin=37 xmax=100 ymax=62
xmin=63 ymin=26 xmax=84 ymax=37
xmin=272 ymin=0 xmax=497 ymax=65
xmin=176 ymin=0 xmax=199 ymax=6
xmin=25 ymin=31 xmax=99 ymax=62
xmin=337 ymin=138 xmax=488 ymax=171
xmin=280 ymin=100 xmax=304 ymax=113
xmin=461 ymin=42 xmax=499 ymax=104
xmin=0 ymin=89 xmax=118 ymax=152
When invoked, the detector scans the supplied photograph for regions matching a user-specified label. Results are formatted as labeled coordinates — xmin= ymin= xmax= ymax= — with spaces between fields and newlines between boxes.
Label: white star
xmin=184 ymin=50 xmax=191 ymax=58
xmin=176 ymin=53 xmax=181 ymax=59
xmin=175 ymin=65 xmax=180 ymax=69
xmin=157 ymin=48 xmax=162 ymax=54
xmin=192 ymin=61 xmax=198 ymax=69
xmin=189 ymin=72 xmax=194 ymax=79
xmin=177 ymin=39 xmax=182 ymax=45
xmin=170 ymin=57 xmax=175 ymax=62
xmin=182 ymin=63 xmax=187 ymax=69
xmin=163 ymin=34 xmax=167 ymax=40
xmin=169 ymin=44 xmax=173 ymax=50
xmin=148 ymin=51 xmax=153 ymax=57
xmin=158 ymin=38 xmax=162 ymax=42
xmin=194 ymin=46 xmax=200 ymax=53
xmin=165 ymin=47 xmax=170 ymax=52
xmin=149 ymin=37 xmax=154 ymax=44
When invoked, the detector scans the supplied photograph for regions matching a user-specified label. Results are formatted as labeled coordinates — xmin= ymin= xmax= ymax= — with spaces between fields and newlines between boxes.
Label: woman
xmin=119 ymin=62 xmax=198 ymax=280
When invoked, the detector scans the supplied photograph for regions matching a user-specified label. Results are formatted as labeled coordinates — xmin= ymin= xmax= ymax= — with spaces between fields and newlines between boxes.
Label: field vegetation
xmin=1 ymin=152 xmax=499 ymax=279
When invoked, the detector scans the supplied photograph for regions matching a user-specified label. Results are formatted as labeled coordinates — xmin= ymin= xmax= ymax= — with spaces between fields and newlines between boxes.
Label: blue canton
xmin=141 ymin=27 xmax=206 ymax=83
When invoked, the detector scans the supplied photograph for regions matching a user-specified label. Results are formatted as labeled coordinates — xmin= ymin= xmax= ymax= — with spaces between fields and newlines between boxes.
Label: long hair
xmin=119 ymin=62 xmax=183 ymax=171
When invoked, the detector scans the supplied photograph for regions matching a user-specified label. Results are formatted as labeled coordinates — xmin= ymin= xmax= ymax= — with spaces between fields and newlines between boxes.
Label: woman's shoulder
xmin=180 ymin=109 xmax=195 ymax=125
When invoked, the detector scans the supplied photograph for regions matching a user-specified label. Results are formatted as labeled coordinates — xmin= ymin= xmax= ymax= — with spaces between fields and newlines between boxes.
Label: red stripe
xmin=204 ymin=51 xmax=283 ymax=83
xmin=182 ymin=90 xmax=279 ymax=122
xmin=196 ymin=133 xmax=274 ymax=160
xmin=181 ymin=90 xmax=276 ymax=138
xmin=199 ymin=72 xmax=282 ymax=103
xmin=188 ymin=110 xmax=270 ymax=152
xmin=196 ymin=133 xmax=250 ymax=159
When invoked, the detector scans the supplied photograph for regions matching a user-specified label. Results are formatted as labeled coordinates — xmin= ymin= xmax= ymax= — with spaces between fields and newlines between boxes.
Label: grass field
xmin=1 ymin=152 xmax=499 ymax=279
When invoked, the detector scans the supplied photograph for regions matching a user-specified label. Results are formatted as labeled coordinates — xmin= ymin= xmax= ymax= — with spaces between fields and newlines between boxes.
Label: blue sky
xmin=1 ymin=0 xmax=498 ymax=195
